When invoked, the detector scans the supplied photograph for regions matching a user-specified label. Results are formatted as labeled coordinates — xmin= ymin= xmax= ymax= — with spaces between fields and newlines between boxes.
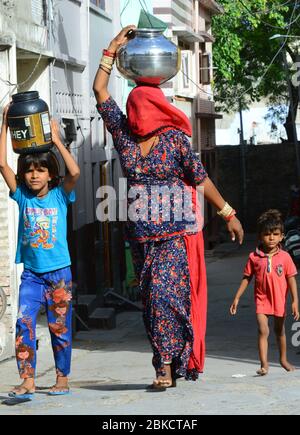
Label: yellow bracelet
xmin=99 ymin=65 xmax=111 ymax=75
xmin=101 ymin=58 xmax=114 ymax=67
xmin=100 ymin=62 xmax=112 ymax=71
xmin=217 ymin=202 xmax=234 ymax=219
xmin=100 ymin=55 xmax=114 ymax=66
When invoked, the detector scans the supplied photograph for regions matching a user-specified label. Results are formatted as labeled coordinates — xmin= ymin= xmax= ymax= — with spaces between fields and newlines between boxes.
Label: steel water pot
xmin=116 ymin=29 xmax=180 ymax=85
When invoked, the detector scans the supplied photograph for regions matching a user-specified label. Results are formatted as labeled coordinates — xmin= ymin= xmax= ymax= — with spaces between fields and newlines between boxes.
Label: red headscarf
xmin=126 ymin=85 xmax=192 ymax=138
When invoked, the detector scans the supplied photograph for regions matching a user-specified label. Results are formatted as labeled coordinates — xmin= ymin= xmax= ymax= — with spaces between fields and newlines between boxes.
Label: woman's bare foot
xmin=48 ymin=376 xmax=69 ymax=395
xmin=152 ymin=365 xmax=175 ymax=389
xmin=10 ymin=378 xmax=35 ymax=396
xmin=280 ymin=360 xmax=295 ymax=372
xmin=256 ymin=366 xmax=269 ymax=376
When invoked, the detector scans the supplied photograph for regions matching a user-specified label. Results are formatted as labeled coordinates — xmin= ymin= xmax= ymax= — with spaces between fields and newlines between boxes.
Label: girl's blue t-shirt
xmin=10 ymin=185 xmax=75 ymax=273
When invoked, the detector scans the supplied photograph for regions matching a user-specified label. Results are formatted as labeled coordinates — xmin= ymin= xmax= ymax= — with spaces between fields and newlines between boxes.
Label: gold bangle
xmin=99 ymin=63 xmax=112 ymax=72
xmin=217 ymin=202 xmax=234 ymax=219
xmin=100 ymin=55 xmax=114 ymax=66
xmin=100 ymin=62 xmax=112 ymax=71
xmin=102 ymin=58 xmax=114 ymax=66
xmin=99 ymin=65 xmax=111 ymax=75
xmin=101 ymin=61 xmax=113 ymax=69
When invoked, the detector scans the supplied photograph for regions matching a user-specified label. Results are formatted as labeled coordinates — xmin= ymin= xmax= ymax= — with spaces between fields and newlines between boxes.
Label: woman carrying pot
xmin=93 ymin=26 xmax=244 ymax=389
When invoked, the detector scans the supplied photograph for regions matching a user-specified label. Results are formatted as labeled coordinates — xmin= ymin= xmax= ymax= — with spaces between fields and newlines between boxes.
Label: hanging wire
xmin=49 ymin=4 xmax=86 ymax=151
xmin=59 ymin=59 xmax=86 ymax=151
xmin=180 ymin=0 xmax=299 ymax=104
xmin=235 ymin=0 xmax=299 ymax=100
xmin=120 ymin=0 xmax=154 ymax=29
xmin=181 ymin=32 xmax=291 ymax=103
xmin=238 ymin=0 xmax=299 ymax=30
xmin=245 ymin=0 xmax=294 ymax=15
xmin=137 ymin=0 xmax=155 ymax=28
xmin=140 ymin=0 xmax=150 ymax=13
xmin=0 ymin=26 xmax=48 ymax=108
xmin=120 ymin=0 xmax=131 ymax=28
xmin=0 ymin=53 xmax=43 ymax=89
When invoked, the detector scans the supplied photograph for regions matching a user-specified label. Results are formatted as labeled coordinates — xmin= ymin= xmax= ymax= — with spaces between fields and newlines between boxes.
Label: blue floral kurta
xmin=97 ymin=97 xmax=208 ymax=379
xmin=97 ymin=97 xmax=207 ymax=242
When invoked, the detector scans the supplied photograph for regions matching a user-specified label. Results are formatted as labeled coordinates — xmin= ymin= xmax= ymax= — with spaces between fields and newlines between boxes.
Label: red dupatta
xmin=126 ymin=85 xmax=192 ymax=138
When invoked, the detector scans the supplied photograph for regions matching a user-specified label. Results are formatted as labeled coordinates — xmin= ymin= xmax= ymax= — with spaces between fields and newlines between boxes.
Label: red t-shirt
xmin=244 ymin=247 xmax=297 ymax=317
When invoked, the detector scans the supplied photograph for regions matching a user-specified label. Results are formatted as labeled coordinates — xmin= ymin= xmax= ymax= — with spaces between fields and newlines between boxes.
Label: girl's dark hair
xmin=17 ymin=151 xmax=60 ymax=189
xmin=257 ymin=209 xmax=284 ymax=235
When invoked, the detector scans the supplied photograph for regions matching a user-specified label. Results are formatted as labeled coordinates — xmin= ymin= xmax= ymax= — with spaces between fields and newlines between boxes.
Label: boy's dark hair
xmin=17 ymin=151 xmax=60 ymax=189
xmin=257 ymin=209 xmax=284 ymax=235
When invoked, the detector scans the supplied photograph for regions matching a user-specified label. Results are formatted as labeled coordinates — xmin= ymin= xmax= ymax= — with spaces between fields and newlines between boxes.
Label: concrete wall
xmin=216 ymin=143 xmax=299 ymax=232
xmin=216 ymin=102 xmax=292 ymax=146
xmin=0 ymin=0 xmax=48 ymax=53
xmin=0 ymin=44 xmax=18 ymax=362
xmin=0 ymin=0 xmax=124 ymax=360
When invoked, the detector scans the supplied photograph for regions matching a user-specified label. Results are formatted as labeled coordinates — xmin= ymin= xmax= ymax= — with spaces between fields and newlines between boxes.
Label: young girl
xmin=230 ymin=209 xmax=299 ymax=376
xmin=0 ymin=104 xmax=80 ymax=398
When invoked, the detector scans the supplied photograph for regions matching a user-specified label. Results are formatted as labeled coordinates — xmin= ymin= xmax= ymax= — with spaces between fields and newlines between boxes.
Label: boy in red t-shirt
xmin=230 ymin=209 xmax=299 ymax=376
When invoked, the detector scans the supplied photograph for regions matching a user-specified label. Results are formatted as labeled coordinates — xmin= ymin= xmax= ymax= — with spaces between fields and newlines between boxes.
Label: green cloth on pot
xmin=138 ymin=9 xmax=168 ymax=31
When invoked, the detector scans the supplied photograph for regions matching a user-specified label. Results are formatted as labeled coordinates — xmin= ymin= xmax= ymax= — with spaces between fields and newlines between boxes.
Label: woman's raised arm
xmin=93 ymin=25 xmax=136 ymax=105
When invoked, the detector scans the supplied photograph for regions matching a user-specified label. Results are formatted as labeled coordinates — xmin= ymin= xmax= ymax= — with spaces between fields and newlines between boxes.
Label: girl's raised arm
xmin=0 ymin=104 xmax=17 ymax=193
xmin=93 ymin=25 xmax=136 ymax=105
xmin=50 ymin=119 xmax=80 ymax=193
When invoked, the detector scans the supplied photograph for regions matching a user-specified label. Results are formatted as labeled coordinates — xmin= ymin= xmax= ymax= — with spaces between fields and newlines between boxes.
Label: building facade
xmin=0 ymin=0 xmax=51 ymax=361
xmin=0 ymin=0 xmax=123 ymax=361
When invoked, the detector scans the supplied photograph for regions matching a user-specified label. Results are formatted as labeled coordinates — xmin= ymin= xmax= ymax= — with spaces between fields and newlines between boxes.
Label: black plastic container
xmin=7 ymin=91 xmax=52 ymax=154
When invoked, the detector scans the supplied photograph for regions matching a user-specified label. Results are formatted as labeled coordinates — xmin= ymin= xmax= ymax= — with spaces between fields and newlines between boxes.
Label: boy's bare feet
xmin=256 ymin=366 xmax=269 ymax=376
xmin=280 ymin=360 xmax=295 ymax=372
xmin=10 ymin=378 xmax=35 ymax=396
xmin=48 ymin=376 xmax=69 ymax=394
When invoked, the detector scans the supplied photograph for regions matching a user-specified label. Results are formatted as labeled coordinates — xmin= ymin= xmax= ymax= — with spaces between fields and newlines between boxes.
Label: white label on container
xmin=41 ymin=112 xmax=51 ymax=134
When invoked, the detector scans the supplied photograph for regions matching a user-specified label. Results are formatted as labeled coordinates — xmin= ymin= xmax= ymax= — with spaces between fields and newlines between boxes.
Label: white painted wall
xmin=0 ymin=44 xmax=18 ymax=361
xmin=216 ymin=102 xmax=294 ymax=146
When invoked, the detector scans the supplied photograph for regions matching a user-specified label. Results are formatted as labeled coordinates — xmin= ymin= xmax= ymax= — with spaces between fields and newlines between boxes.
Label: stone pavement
xmin=0 ymin=237 xmax=300 ymax=415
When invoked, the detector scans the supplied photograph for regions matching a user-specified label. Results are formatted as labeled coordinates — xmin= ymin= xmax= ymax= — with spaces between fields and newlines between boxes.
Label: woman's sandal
xmin=48 ymin=385 xmax=70 ymax=396
xmin=8 ymin=386 xmax=35 ymax=399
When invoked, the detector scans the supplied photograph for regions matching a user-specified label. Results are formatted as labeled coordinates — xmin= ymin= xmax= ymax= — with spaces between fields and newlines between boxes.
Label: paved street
xmin=0 ymin=238 xmax=300 ymax=415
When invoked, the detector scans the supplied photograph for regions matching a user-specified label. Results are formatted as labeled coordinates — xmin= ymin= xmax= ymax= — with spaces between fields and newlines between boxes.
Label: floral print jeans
xmin=16 ymin=267 xmax=72 ymax=379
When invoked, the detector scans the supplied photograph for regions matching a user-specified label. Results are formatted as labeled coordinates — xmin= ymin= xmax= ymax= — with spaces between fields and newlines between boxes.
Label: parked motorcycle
xmin=284 ymin=216 xmax=300 ymax=267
